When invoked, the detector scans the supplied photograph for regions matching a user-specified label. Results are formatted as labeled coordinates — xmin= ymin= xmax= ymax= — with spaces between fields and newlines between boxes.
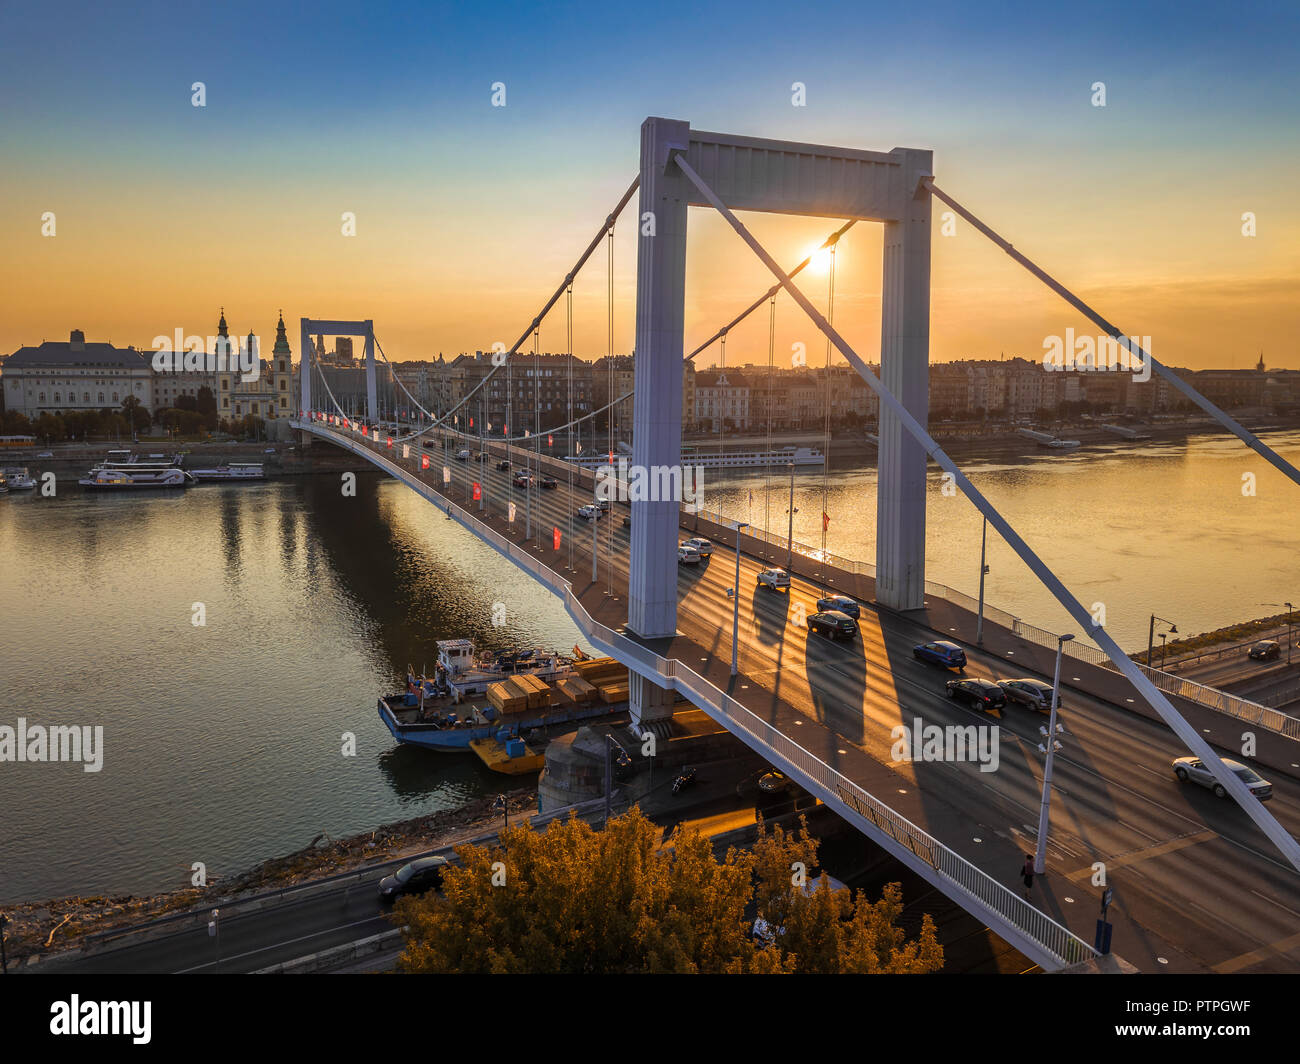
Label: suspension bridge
xmin=289 ymin=118 xmax=1300 ymax=972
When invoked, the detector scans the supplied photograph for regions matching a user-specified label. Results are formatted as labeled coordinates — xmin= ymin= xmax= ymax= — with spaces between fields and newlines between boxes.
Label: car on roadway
xmin=37 ymin=450 xmax=54 ymax=458
xmin=1248 ymin=640 xmax=1281 ymax=662
xmin=455 ymin=448 xmax=471 ymax=461
xmin=913 ymin=640 xmax=967 ymax=670
xmin=1172 ymin=756 xmax=1272 ymax=802
xmin=540 ymin=476 xmax=558 ymax=489
xmin=595 ymin=498 xmax=611 ymax=513
xmin=757 ymin=568 xmax=790 ymax=592
xmin=683 ymin=537 xmax=712 ymax=557
xmin=997 ymin=678 xmax=1056 ymax=712
xmin=816 ymin=593 xmax=860 ymax=619
xmin=496 ymin=459 xmax=511 ymax=471
xmin=577 ymin=504 xmax=602 ymax=521
xmin=513 ymin=472 xmax=533 ymax=489
xmin=808 ymin=610 xmax=858 ymax=640
xmin=378 ymin=855 xmax=449 ymax=903
xmin=946 ymin=677 xmax=1006 ymax=711
xmin=678 ymin=543 xmax=701 ymax=565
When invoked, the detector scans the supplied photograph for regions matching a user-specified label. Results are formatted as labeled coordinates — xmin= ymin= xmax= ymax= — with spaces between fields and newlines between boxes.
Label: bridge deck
xmin=298 ymin=419 xmax=1300 ymax=973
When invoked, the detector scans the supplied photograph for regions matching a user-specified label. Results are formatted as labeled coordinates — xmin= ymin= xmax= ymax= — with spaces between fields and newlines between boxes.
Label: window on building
xmin=222 ymin=397 xmax=229 ymax=409
xmin=98 ymin=393 xmax=104 ymax=403
xmin=279 ymin=397 xmax=287 ymax=409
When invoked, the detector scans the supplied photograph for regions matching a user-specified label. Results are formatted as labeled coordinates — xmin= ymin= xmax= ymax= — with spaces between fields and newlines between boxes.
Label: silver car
xmin=1172 ymin=756 xmax=1273 ymax=801
xmin=997 ymin=678 xmax=1056 ymax=712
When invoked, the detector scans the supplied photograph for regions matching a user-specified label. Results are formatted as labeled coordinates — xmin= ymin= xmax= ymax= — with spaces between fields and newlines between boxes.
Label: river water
xmin=1 ymin=428 xmax=1296 ymax=903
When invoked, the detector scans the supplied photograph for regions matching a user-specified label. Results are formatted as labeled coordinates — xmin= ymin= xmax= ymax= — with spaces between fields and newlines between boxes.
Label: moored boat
xmin=78 ymin=466 xmax=192 ymax=489
xmin=377 ymin=639 xmax=626 ymax=752
xmin=189 ymin=461 xmax=266 ymax=482
xmin=1 ymin=467 xmax=36 ymax=490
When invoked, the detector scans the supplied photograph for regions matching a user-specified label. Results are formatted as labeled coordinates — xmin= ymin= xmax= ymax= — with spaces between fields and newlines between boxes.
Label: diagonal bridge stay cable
xmin=924 ymin=179 xmax=1300 ymax=489
xmin=671 ymin=150 xmax=1300 ymax=873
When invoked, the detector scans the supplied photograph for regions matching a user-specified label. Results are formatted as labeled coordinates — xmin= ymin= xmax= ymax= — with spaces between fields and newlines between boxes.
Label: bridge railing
xmin=299 ymin=417 xmax=1098 ymax=969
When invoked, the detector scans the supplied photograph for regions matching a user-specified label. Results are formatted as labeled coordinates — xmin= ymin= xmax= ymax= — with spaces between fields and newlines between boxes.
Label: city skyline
xmin=2 ymin=1 xmax=1298 ymax=369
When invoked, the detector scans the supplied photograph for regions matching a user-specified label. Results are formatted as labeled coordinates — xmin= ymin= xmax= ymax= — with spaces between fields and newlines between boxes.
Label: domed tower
xmin=271 ymin=311 xmax=293 ymax=417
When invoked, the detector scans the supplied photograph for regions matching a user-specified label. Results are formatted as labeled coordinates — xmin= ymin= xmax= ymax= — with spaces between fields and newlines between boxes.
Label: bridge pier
xmin=628 ymin=672 xmax=676 ymax=739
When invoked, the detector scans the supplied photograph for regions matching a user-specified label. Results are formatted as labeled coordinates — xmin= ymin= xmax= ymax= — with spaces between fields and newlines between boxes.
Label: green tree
xmin=393 ymin=809 xmax=943 ymax=974
xmin=121 ymin=395 xmax=150 ymax=433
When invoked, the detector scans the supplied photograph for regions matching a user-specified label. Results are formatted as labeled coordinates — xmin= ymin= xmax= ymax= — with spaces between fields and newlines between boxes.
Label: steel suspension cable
xmin=922 ymin=178 xmax=1300 ymax=488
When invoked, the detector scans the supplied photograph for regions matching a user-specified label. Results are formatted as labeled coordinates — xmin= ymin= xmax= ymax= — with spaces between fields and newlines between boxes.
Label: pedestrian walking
xmin=1021 ymin=854 xmax=1035 ymax=899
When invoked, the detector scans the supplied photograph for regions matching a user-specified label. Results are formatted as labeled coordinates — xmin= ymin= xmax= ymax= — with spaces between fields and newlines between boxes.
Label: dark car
xmin=378 ymin=855 xmax=449 ymax=903
xmin=997 ymin=678 xmax=1056 ymax=712
xmin=913 ymin=640 xmax=967 ymax=669
xmin=496 ymin=459 xmax=511 ymax=471
xmin=540 ymin=476 xmax=558 ymax=489
xmin=513 ymin=473 xmax=533 ymax=489
xmin=808 ymin=610 xmax=858 ymax=640
xmin=816 ymin=594 xmax=860 ymax=619
xmin=1248 ymin=640 xmax=1281 ymax=662
xmin=946 ymin=677 xmax=1006 ymax=711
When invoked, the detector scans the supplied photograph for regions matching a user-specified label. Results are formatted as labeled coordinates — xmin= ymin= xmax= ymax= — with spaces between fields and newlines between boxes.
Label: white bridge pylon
xmin=659 ymin=125 xmax=1300 ymax=874
xmin=299 ymin=318 xmax=376 ymax=426
xmin=629 ymin=119 xmax=933 ymax=641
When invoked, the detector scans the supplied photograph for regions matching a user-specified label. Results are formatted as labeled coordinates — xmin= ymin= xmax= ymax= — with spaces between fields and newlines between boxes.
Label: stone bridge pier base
xmin=629 ymin=672 xmax=675 ymax=741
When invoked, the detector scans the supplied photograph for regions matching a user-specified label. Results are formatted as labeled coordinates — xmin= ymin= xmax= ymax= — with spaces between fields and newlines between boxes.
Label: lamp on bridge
xmin=1146 ymin=614 xmax=1177 ymax=668
xmin=731 ymin=522 xmax=749 ymax=677
xmin=1034 ymin=632 xmax=1073 ymax=876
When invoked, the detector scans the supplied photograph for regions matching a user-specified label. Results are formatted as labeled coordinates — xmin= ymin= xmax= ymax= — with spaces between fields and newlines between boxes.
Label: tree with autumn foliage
xmin=393 ymin=808 xmax=943 ymax=974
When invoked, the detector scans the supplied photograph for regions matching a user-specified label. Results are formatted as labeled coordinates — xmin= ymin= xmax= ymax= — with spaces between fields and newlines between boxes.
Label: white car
xmin=678 ymin=544 xmax=701 ymax=565
xmin=455 ymin=448 xmax=471 ymax=461
xmin=757 ymin=568 xmax=790 ymax=591
xmin=577 ymin=504 xmax=602 ymax=521
xmin=684 ymin=537 xmax=712 ymax=557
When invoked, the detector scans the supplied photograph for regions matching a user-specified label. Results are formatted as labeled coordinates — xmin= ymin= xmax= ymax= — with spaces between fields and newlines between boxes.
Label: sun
xmin=804 ymin=243 xmax=834 ymax=274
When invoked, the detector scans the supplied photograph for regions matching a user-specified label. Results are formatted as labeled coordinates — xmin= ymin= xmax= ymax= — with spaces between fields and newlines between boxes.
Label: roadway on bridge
xmin=321 ymin=424 xmax=1300 ymax=972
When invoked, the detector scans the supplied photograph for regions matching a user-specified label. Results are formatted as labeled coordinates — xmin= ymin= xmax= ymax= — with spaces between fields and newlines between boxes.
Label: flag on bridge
xmin=823 ymin=511 xmax=830 ymax=531
xmin=553 ymin=526 xmax=562 ymax=551
xmin=473 ymin=482 xmax=481 ymax=501
xmin=508 ymin=502 xmax=517 ymax=523
xmin=421 ymin=454 xmax=430 ymax=470
xmin=548 ymin=434 xmax=553 ymax=448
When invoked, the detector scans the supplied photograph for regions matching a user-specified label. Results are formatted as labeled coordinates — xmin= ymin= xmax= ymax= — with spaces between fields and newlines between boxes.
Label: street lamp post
xmin=1159 ymin=631 xmax=1168 ymax=668
xmin=1034 ymin=632 xmax=1073 ymax=876
xmin=785 ymin=461 xmax=796 ymax=570
xmin=976 ymin=516 xmax=989 ymax=645
xmin=208 ymin=908 xmax=221 ymax=972
xmin=731 ymin=522 xmax=749 ymax=677
xmin=1146 ymin=613 xmax=1178 ymax=668
xmin=1262 ymin=601 xmax=1295 ymax=664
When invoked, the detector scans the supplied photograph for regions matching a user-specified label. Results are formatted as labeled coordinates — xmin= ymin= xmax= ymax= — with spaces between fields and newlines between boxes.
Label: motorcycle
xmin=671 ymin=767 xmax=697 ymax=795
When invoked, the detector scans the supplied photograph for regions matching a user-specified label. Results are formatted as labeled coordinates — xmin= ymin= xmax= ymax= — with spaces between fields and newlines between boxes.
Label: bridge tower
xmin=626 ymin=118 xmax=932 ymax=730
xmin=299 ymin=318 xmax=376 ymax=435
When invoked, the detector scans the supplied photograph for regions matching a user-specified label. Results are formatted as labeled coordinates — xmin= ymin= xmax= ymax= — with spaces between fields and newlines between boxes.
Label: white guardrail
xmin=297 ymin=417 xmax=1099 ymax=970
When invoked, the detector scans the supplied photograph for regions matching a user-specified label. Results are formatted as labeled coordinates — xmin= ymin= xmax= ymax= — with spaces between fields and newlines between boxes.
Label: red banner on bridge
xmin=472 ymin=482 xmax=481 ymax=501
xmin=553 ymin=527 xmax=561 ymax=551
